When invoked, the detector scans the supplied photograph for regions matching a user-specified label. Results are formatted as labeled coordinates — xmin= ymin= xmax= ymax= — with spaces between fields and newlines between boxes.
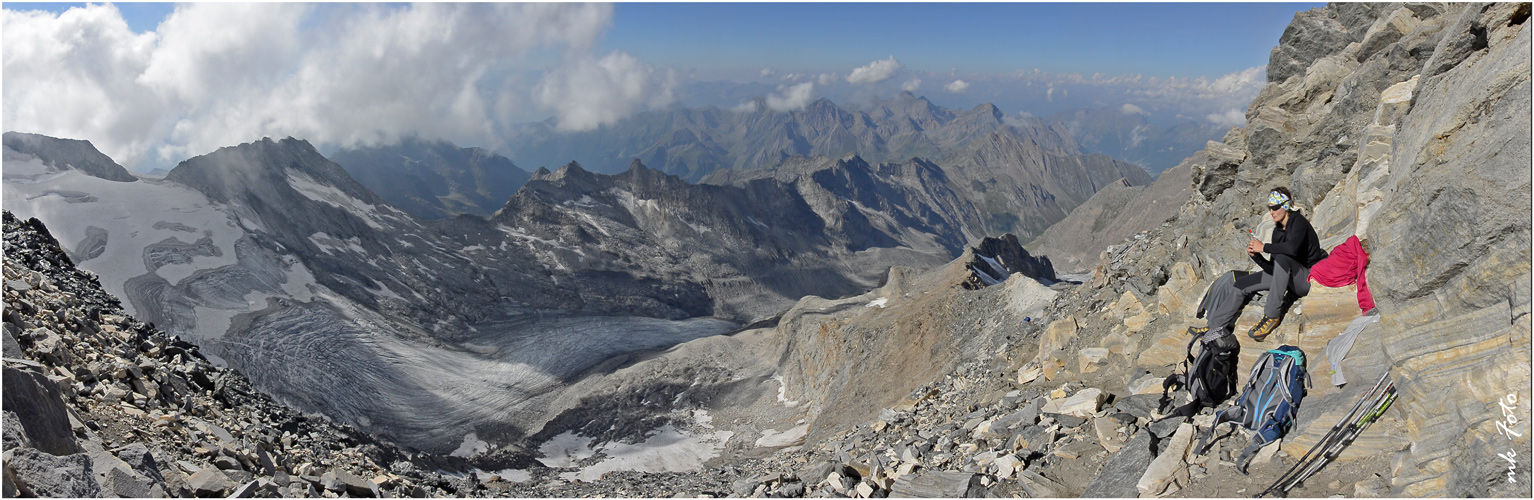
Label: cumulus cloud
xmin=760 ymin=67 xmax=776 ymax=77
xmin=817 ymin=73 xmax=839 ymax=86
xmin=846 ymin=56 xmax=901 ymax=84
xmin=944 ymin=79 xmax=970 ymax=93
xmin=2 ymin=3 xmax=680 ymax=169
xmin=765 ymin=82 xmax=816 ymax=112
xmin=3 ymin=4 xmax=174 ymax=168
xmin=731 ymin=100 xmax=762 ymax=113
xmin=535 ymin=51 xmax=677 ymax=131
xmin=1121 ymin=103 xmax=1147 ymax=115
xmin=1209 ymin=66 xmax=1264 ymax=93
xmin=1205 ymin=108 xmax=1247 ymax=128
xmin=901 ymin=78 xmax=921 ymax=92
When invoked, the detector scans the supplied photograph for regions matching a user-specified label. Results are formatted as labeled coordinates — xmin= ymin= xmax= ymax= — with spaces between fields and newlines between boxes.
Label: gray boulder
xmin=5 ymin=448 xmax=101 ymax=498
xmin=3 ymin=325 xmax=21 ymax=358
xmin=1082 ymin=430 xmax=1156 ymax=497
xmin=323 ymin=468 xmax=377 ymax=497
xmin=99 ymin=466 xmax=155 ymax=498
xmin=187 ymin=468 xmax=235 ymax=497
xmin=112 ymin=443 xmax=167 ymax=484
xmin=232 ymin=478 xmax=282 ymax=498
xmin=2 ymin=363 xmax=83 ymax=456
xmin=3 ymin=411 xmax=31 ymax=449
xmin=889 ymin=471 xmax=978 ymax=498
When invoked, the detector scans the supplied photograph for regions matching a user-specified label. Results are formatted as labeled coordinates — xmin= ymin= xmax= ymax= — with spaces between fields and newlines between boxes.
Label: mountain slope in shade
xmin=1026 ymin=159 xmax=1197 ymax=273
xmin=3 ymin=131 xmax=138 ymax=182
xmin=329 ymin=137 xmax=532 ymax=220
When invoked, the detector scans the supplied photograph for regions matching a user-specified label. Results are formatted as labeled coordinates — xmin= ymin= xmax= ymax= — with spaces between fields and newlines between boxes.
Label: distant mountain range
xmin=501 ymin=92 xmax=1219 ymax=182
xmin=314 ymin=95 xmax=1212 ymax=224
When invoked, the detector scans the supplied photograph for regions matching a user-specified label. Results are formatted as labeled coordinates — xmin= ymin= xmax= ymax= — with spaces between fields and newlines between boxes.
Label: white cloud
xmin=944 ymin=79 xmax=970 ymax=93
xmin=1205 ymin=108 xmax=1247 ymax=128
xmin=2 ymin=4 xmax=166 ymax=168
xmin=846 ymin=56 xmax=901 ymax=84
xmin=1046 ymin=86 xmax=1055 ymax=102
xmin=1121 ymin=103 xmax=1147 ymax=115
xmin=765 ymin=82 xmax=816 ymax=112
xmin=817 ymin=73 xmax=839 ymax=86
xmin=901 ymin=78 xmax=921 ymax=92
xmin=2 ymin=3 xmax=680 ymax=169
xmin=731 ymin=100 xmax=762 ymax=113
xmin=760 ymin=67 xmax=776 ymax=77
xmin=536 ymin=51 xmax=677 ymax=131
xmin=1209 ymin=66 xmax=1265 ymax=94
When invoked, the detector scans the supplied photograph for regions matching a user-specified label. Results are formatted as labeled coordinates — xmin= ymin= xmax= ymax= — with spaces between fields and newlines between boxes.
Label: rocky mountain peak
xmin=2 ymin=131 xmax=137 ymax=183
xmin=166 ymin=136 xmax=378 ymax=207
xmin=544 ymin=161 xmax=596 ymax=184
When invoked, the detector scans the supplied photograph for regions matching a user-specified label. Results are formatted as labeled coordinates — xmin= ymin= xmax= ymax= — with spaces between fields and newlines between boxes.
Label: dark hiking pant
xmin=1239 ymin=253 xmax=1312 ymax=318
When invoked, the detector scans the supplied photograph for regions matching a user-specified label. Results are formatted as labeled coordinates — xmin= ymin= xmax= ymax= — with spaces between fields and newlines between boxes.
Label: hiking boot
xmin=1187 ymin=325 xmax=1209 ymax=337
xmin=1248 ymin=315 xmax=1282 ymax=341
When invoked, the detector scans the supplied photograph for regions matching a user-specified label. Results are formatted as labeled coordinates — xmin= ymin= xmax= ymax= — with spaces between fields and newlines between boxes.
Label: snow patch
xmin=309 ymin=232 xmax=365 ymax=255
xmin=755 ymin=424 xmax=809 ymax=448
xmin=866 ymin=297 xmax=888 ymax=308
xmin=493 ymin=469 xmax=533 ymax=483
xmin=771 ymin=374 xmax=800 ymax=408
xmin=451 ymin=432 xmax=491 ymax=458
xmin=540 ymin=425 xmax=734 ymax=482
xmin=286 ymin=170 xmax=387 ymax=230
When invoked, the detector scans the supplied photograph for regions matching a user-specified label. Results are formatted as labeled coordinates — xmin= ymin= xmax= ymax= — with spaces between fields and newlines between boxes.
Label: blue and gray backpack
xmin=1195 ymin=344 xmax=1309 ymax=473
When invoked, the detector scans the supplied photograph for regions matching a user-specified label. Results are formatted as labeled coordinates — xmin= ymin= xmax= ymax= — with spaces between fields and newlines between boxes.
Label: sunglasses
xmin=1268 ymin=205 xmax=1284 ymax=211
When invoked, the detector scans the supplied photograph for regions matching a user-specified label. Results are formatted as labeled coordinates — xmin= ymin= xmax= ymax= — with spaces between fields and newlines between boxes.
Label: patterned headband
xmin=1267 ymin=191 xmax=1293 ymax=211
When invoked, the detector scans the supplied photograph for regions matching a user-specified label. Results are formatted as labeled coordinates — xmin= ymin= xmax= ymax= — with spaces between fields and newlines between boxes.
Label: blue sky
xmin=2 ymin=2 xmax=1321 ymax=171
xmin=606 ymin=2 xmax=1320 ymax=79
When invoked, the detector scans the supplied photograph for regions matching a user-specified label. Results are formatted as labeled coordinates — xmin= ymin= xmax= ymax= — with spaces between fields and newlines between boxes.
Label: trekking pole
xmin=1257 ymin=371 xmax=1391 ymax=497
xmin=1267 ymin=381 xmax=1396 ymax=497
xmin=1279 ymin=384 xmax=1397 ymax=494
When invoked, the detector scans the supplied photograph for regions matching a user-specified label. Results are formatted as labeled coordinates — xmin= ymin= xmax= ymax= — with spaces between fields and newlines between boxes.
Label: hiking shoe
xmin=1248 ymin=315 xmax=1282 ymax=341
xmin=1187 ymin=325 xmax=1209 ymax=337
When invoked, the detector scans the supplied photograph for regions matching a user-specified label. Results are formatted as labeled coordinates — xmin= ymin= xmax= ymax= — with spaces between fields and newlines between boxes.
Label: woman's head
xmin=1266 ymin=187 xmax=1294 ymax=224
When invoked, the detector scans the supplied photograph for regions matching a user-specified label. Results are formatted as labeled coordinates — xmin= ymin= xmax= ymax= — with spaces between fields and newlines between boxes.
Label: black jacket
xmin=1259 ymin=211 xmax=1328 ymax=267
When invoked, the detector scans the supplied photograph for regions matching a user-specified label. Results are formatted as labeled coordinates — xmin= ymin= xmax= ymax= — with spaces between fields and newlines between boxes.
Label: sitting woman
xmin=1241 ymin=187 xmax=1328 ymax=340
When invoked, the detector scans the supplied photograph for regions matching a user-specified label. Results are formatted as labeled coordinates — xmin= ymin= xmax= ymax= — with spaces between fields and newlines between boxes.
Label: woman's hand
xmin=1247 ymin=238 xmax=1264 ymax=255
